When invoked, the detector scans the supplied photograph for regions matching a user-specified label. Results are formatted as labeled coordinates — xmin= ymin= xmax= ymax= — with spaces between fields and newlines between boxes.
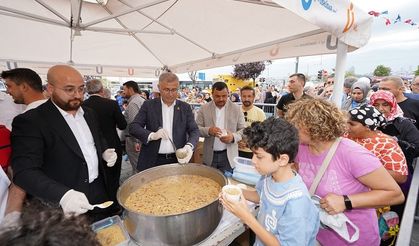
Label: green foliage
xmin=373 ymin=65 xmax=391 ymax=77
xmin=414 ymin=66 xmax=419 ymax=76
xmin=232 ymin=61 xmax=271 ymax=82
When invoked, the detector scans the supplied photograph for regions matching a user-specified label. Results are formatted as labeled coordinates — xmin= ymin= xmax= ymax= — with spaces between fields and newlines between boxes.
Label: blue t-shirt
xmin=255 ymin=173 xmax=320 ymax=246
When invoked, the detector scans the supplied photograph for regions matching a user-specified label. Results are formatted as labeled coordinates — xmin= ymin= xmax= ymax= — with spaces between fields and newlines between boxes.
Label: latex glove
xmin=59 ymin=189 xmax=93 ymax=216
xmin=149 ymin=128 xmax=169 ymax=141
xmin=102 ymin=148 xmax=117 ymax=167
xmin=0 ymin=211 xmax=21 ymax=229
xmin=176 ymin=144 xmax=193 ymax=164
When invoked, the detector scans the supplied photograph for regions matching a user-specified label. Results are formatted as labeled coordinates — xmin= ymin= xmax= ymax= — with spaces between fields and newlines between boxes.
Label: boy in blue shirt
xmin=220 ymin=117 xmax=319 ymax=246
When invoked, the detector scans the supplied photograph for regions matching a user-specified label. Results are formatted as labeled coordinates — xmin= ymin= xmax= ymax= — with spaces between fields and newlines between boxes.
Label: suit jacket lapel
xmin=224 ymin=101 xmax=230 ymax=129
xmin=156 ymin=99 xmax=163 ymax=128
xmin=83 ymin=107 xmax=102 ymax=154
xmin=41 ymin=100 xmax=84 ymax=160
xmin=210 ymin=101 xmax=217 ymax=126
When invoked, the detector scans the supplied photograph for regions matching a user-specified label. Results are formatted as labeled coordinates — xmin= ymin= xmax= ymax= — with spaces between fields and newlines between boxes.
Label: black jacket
xmin=83 ymin=95 xmax=127 ymax=150
xmin=11 ymin=100 xmax=109 ymax=203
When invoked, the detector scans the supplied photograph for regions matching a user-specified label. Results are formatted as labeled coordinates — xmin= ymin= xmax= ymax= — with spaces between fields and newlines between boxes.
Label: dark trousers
xmin=86 ymin=174 xmax=119 ymax=223
xmin=155 ymin=153 xmax=178 ymax=166
xmin=211 ymin=150 xmax=232 ymax=173
xmin=104 ymin=148 xmax=122 ymax=203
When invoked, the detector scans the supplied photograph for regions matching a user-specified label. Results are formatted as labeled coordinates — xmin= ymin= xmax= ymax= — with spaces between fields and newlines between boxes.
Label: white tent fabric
xmin=0 ymin=0 xmax=372 ymax=77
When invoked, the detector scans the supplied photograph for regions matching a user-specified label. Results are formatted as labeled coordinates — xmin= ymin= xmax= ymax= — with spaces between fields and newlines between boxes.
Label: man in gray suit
xmin=196 ymin=82 xmax=246 ymax=172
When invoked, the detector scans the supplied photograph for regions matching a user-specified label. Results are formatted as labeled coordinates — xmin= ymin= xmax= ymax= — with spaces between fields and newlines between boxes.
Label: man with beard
xmin=238 ymin=86 xmax=266 ymax=158
xmin=276 ymin=73 xmax=311 ymax=117
xmin=196 ymin=82 xmax=245 ymax=172
xmin=1 ymin=68 xmax=47 ymax=112
xmin=11 ymin=65 xmax=118 ymax=222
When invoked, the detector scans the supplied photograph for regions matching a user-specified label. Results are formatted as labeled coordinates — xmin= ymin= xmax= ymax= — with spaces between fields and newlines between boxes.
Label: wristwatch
xmin=343 ymin=195 xmax=353 ymax=210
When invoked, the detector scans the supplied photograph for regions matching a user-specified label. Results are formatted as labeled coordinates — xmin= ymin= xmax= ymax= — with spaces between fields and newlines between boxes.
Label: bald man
xmin=11 ymin=65 xmax=118 ymax=221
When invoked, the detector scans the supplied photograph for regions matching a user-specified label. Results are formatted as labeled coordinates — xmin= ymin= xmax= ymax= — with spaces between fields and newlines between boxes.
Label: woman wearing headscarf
xmin=342 ymin=81 xmax=371 ymax=111
xmin=370 ymin=90 xmax=419 ymax=174
xmin=370 ymin=90 xmax=419 ymax=222
xmin=230 ymin=92 xmax=240 ymax=103
xmin=285 ymin=98 xmax=404 ymax=246
xmin=345 ymin=105 xmax=408 ymax=184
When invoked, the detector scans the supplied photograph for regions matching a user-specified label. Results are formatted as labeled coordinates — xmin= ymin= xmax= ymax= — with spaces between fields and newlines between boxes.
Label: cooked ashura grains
xmin=124 ymin=175 xmax=221 ymax=216
xmin=96 ymin=224 xmax=126 ymax=246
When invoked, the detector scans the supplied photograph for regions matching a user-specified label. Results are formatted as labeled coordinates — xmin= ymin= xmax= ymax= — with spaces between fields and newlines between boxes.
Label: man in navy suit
xmin=11 ymin=65 xmax=117 ymax=221
xmin=129 ymin=72 xmax=200 ymax=171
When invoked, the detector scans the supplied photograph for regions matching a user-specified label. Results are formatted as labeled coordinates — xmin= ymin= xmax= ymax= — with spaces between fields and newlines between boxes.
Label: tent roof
xmin=0 ymin=0 xmax=372 ymax=77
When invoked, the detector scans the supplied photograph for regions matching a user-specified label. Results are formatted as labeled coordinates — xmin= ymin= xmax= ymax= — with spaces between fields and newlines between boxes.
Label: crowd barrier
xmin=396 ymin=158 xmax=419 ymax=245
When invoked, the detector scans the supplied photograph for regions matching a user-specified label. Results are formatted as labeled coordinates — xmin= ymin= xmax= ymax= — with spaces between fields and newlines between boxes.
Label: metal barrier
xmin=189 ymin=102 xmax=277 ymax=118
xmin=396 ymin=158 xmax=419 ymax=245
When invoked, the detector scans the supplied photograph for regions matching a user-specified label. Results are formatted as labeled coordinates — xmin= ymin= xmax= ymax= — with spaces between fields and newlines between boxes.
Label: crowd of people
xmin=0 ymin=64 xmax=418 ymax=246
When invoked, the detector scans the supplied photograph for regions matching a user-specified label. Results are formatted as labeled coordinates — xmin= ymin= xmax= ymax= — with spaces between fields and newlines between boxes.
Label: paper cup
xmin=222 ymin=185 xmax=242 ymax=202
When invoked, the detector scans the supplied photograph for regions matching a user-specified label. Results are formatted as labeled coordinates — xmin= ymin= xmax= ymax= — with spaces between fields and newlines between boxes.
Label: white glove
xmin=176 ymin=144 xmax=193 ymax=164
xmin=102 ymin=148 xmax=117 ymax=167
xmin=149 ymin=128 xmax=169 ymax=141
xmin=0 ymin=211 xmax=21 ymax=229
xmin=59 ymin=189 xmax=93 ymax=216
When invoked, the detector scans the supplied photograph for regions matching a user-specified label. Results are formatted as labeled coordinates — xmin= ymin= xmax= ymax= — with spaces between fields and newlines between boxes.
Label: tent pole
xmin=331 ymin=40 xmax=347 ymax=108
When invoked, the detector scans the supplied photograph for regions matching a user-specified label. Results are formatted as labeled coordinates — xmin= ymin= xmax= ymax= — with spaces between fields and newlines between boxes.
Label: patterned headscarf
xmin=369 ymin=90 xmax=404 ymax=121
xmin=349 ymin=105 xmax=386 ymax=130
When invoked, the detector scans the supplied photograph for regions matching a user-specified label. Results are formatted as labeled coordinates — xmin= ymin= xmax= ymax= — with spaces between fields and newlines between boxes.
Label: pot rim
xmin=117 ymin=163 xmax=227 ymax=218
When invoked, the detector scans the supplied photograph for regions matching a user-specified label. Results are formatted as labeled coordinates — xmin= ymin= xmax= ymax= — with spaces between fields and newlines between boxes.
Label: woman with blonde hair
xmin=285 ymin=98 xmax=404 ymax=246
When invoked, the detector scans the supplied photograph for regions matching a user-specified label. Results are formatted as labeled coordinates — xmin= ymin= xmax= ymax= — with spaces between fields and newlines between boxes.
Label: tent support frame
xmin=331 ymin=40 xmax=348 ymax=108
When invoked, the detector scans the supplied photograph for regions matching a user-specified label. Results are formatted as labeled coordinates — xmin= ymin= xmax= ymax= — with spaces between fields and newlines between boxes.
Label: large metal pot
xmin=117 ymin=163 xmax=227 ymax=246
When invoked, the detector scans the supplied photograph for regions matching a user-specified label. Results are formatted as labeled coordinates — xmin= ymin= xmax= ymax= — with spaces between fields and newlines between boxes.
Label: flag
xmin=394 ymin=14 xmax=401 ymax=23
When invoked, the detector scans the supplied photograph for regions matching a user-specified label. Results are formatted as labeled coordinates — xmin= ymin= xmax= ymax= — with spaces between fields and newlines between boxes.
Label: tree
xmin=232 ymin=61 xmax=271 ymax=82
xmin=414 ymin=66 xmax=419 ymax=76
xmin=373 ymin=65 xmax=391 ymax=77
xmin=188 ymin=71 xmax=197 ymax=84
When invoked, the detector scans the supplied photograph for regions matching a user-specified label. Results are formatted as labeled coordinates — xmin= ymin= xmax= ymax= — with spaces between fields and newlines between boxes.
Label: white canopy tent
xmin=0 ymin=0 xmax=372 ymax=106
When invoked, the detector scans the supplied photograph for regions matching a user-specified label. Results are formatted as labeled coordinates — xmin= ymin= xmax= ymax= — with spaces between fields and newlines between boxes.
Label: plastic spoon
xmin=92 ymin=201 xmax=114 ymax=209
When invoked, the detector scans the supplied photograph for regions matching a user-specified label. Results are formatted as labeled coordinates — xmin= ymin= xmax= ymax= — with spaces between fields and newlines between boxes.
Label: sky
xmin=175 ymin=0 xmax=419 ymax=82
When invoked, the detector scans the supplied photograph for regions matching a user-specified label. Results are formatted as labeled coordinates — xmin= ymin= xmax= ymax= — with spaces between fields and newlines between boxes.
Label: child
xmin=220 ymin=117 xmax=319 ymax=246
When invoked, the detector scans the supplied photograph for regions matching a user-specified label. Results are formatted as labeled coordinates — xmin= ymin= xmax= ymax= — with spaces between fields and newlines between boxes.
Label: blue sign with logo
xmin=301 ymin=0 xmax=313 ymax=10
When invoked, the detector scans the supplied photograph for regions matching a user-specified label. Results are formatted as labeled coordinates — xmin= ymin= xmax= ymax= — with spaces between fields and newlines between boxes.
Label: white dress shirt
xmin=53 ymin=103 xmax=99 ymax=183
xmin=23 ymin=99 xmax=47 ymax=113
xmin=158 ymin=99 xmax=176 ymax=154
xmin=213 ymin=106 xmax=227 ymax=151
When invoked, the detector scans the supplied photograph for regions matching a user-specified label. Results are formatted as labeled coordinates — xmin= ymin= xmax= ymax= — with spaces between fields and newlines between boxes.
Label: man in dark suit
xmin=83 ymin=79 xmax=127 ymax=205
xmin=129 ymin=72 xmax=200 ymax=171
xmin=11 ymin=65 xmax=118 ymax=221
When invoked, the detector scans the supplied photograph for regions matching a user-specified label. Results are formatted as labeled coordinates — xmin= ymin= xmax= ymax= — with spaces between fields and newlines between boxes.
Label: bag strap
xmin=309 ymin=137 xmax=341 ymax=195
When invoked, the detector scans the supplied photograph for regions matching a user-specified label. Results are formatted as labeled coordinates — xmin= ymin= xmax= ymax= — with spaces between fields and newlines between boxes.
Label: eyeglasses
xmin=161 ymin=88 xmax=178 ymax=94
xmin=243 ymin=111 xmax=248 ymax=122
xmin=50 ymin=84 xmax=85 ymax=96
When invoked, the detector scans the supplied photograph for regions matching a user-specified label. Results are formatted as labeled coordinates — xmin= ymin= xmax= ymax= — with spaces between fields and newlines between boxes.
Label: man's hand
xmin=176 ymin=144 xmax=193 ymax=164
xmin=238 ymin=139 xmax=248 ymax=149
xmin=149 ymin=128 xmax=169 ymax=141
xmin=220 ymin=132 xmax=234 ymax=144
xmin=59 ymin=189 xmax=93 ymax=216
xmin=208 ymin=127 xmax=222 ymax=137
xmin=102 ymin=148 xmax=117 ymax=167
